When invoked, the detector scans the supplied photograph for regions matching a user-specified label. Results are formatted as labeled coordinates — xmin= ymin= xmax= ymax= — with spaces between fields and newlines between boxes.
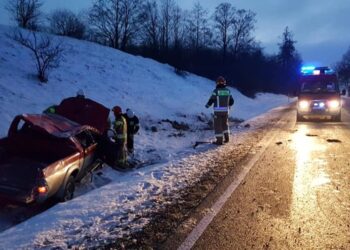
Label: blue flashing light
xmin=301 ymin=66 xmax=316 ymax=71
xmin=301 ymin=65 xmax=316 ymax=75
xmin=325 ymin=69 xmax=335 ymax=75
xmin=301 ymin=65 xmax=336 ymax=76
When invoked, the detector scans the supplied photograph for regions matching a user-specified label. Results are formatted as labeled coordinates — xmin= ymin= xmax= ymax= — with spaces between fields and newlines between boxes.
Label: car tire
xmin=59 ymin=176 xmax=75 ymax=202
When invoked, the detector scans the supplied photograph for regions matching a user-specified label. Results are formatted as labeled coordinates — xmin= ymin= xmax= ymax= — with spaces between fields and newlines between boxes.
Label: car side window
xmin=75 ymin=130 xmax=97 ymax=148
xmin=18 ymin=120 xmax=32 ymax=132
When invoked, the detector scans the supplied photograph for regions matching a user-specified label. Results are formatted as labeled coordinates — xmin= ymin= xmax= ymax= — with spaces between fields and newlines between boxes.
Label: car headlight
xmin=328 ymin=100 xmax=340 ymax=109
xmin=298 ymin=100 xmax=309 ymax=110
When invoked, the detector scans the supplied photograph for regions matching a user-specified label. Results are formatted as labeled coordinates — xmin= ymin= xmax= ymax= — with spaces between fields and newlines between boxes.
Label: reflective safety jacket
xmin=43 ymin=105 xmax=57 ymax=114
xmin=122 ymin=114 xmax=140 ymax=135
xmin=113 ymin=115 xmax=127 ymax=145
xmin=206 ymin=84 xmax=234 ymax=112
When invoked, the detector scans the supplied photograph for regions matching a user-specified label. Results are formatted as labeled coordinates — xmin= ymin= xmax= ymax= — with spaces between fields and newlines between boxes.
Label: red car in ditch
xmin=0 ymin=98 xmax=110 ymax=204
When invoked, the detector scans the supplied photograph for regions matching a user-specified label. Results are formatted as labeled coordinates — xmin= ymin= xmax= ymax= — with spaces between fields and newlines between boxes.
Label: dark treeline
xmin=336 ymin=47 xmax=350 ymax=86
xmin=7 ymin=0 xmax=302 ymax=97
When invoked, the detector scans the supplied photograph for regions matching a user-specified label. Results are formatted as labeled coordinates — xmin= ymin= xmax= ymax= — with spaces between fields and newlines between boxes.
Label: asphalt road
xmin=175 ymin=99 xmax=350 ymax=250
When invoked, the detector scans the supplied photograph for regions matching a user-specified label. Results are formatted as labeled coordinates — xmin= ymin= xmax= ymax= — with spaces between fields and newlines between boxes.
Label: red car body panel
xmin=56 ymin=97 xmax=110 ymax=134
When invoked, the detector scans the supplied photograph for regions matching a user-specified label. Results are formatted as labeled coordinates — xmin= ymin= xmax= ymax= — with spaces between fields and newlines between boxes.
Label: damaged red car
xmin=0 ymin=98 xmax=110 ymax=204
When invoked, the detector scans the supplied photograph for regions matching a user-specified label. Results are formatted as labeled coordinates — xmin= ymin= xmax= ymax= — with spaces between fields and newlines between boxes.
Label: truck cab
xmin=297 ymin=66 xmax=343 ymax=122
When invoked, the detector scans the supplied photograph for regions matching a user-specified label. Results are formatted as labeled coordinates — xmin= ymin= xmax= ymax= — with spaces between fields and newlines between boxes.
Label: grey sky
xmin=1 ymin=0 xmax=349 ymax=66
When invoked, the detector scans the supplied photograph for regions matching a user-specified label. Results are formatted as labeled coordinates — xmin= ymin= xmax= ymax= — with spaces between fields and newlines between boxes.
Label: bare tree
xmin=11 ymin=30 xmax=64 ymax=82
xmin=213 ymin=2 xmax=235 ymax=60
xmin=172 ymin=5 xmax=185 ymax=50
xmin=336 ymin=47 xmax=350 ymax=84
xmin=231 ymin=9 xmax=256 ymax=57
xmin=6 ymin=0 xmax=43 ymax=30
xmin=120 ymin=0 xmax=142 ymax=50
xmin=48 ymin=9 xmax=85 ymax=39
xmin=140 ymin=0 xmax=160 ymax=53
xmin=89 ymin=0 xmax=121 ymax=48
xmin=89 ymin=0 xmax=141 ymax=50
xmin=186 ymin=2 xmax=211 ymax=51
xmin=159 ymin=0 xmax=176 ymax=51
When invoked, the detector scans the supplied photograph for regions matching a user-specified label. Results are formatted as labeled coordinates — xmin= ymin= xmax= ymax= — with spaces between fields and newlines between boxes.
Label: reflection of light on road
xmin=292 ymin=125 xmax=313 ymax=197
xmin=291 ymin=124 xmax=328 ymax=207
xmin=289 ymin=123 xmax=349 ymax=248
xmin=311 ymin=173 xmax=330 ymax=187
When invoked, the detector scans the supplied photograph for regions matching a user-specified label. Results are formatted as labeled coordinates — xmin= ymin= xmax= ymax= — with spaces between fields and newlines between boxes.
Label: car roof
xmin=18 ymin=114 xmax=99 ymax=138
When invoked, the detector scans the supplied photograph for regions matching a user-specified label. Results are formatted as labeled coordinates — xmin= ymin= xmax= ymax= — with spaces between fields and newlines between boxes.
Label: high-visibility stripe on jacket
xmin=206 ymin=84 xmax=234 ymax=113
xmin=113 ymin=116 xmax=127 ymax=143
xmin=43 ymin=105 xmax=57 ymax=114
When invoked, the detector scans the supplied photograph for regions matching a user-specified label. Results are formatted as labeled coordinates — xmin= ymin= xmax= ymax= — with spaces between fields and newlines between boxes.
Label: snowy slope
xmin=0 ymin=25 xmax=289 ymax=136
xmin=0 ymin=25 xmax=291 ymax=249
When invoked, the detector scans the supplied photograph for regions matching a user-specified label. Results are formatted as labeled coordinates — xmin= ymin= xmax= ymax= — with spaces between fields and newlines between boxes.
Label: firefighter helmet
xmin=126 ymin=108 xmax=135 ymax=118
xmin=76 ymin=89 xmax=85 ymax=97
xmin=112 ymin=106 xmax=122 ymax=115
xmin=216 ymin=76 xmax=226 ymax=85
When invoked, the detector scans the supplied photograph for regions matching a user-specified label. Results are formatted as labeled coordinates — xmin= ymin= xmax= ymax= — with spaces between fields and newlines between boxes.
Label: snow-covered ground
xmin=0 ymin=25 xmax=292 ymax=249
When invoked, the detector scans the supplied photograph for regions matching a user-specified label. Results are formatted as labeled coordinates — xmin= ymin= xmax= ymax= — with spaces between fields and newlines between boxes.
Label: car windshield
xmin=301 ymin=81 xmax=338 ymax=93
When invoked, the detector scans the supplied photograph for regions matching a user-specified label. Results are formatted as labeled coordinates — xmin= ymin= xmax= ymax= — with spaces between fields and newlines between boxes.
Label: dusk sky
xmin=1 ymin=0 xmax=349 ymax=66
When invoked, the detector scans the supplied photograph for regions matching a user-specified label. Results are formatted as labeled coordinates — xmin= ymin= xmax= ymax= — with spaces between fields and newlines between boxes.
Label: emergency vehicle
xmin=297 ymin=66 xmax=344 ymax=122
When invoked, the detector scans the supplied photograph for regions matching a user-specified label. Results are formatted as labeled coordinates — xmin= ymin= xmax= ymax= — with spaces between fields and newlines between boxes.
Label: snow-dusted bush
xmin=48 ymin=9 xmax=85 ymax=39
xmin=11 ymin=30 xmax=64 ymax=83
xmin=6 ymin=0 xmax=43 ymax=30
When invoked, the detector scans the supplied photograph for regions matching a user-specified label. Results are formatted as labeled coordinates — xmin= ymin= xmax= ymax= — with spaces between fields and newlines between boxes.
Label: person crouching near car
xmin=112 ymin=106 xmax=128 ymax=169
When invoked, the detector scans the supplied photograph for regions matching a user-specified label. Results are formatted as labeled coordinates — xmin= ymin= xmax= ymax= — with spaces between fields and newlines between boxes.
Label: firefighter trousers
xmin=114 ymin=141 xmax=127 ymax=169
xmin=127 ymin=134 xmax=134 ymax=154
xmin=214 ymin=112 xmax=229 ymax=144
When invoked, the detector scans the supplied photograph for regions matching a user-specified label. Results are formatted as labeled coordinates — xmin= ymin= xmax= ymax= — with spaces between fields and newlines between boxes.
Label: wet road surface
xmin=176 ymin=100 xmax=350 ymax=249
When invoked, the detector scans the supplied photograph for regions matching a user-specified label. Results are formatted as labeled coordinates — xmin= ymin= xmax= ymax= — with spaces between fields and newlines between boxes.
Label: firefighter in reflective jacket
xmin=43 ymin=105 xmax=57 ymax=114
xmin=205 ymin=76 xmax=234 ymax=145
xmin=122 ymin=108 xmax=140 ymax=155
xmin=112 ymin=106 xmax=127 ymax=168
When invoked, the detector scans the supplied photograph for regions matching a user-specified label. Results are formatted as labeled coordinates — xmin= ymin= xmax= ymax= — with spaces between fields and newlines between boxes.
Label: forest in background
xmin=5 ymin=0 xmax=308 ymax=96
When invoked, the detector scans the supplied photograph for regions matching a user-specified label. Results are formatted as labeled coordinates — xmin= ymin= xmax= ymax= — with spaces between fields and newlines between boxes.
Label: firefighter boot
xmin=224 ymin=133 xmax=229 ymax=143
xmin=214 ymin=136 xmax=223 ymax=145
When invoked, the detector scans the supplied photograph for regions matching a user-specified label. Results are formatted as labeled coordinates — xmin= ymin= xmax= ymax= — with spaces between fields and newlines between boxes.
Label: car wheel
xmin=60 ymin=176 xmax=75 ymax=202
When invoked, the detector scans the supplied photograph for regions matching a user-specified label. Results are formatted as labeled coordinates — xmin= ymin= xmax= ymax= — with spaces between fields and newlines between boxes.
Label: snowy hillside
xmin=0 ymin=25 xmax=291 ymax=249
xmin=0 ymin=25 xmax=288 ymax=137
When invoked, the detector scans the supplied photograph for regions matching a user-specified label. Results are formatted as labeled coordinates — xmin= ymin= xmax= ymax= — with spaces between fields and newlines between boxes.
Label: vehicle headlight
xmin=298 ymin=100 xmax=309 ymax=110
xmin=328 ymin=100 xmax=340 ymax=109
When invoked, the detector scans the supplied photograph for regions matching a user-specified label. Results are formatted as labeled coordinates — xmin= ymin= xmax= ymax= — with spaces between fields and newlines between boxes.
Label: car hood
xmin=55 ymin=97 xmax=110 ymax=134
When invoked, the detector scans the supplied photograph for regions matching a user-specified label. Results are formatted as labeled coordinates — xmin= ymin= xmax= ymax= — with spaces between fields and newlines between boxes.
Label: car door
xmin=74 ymin=129 xmax=99 ymax=180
